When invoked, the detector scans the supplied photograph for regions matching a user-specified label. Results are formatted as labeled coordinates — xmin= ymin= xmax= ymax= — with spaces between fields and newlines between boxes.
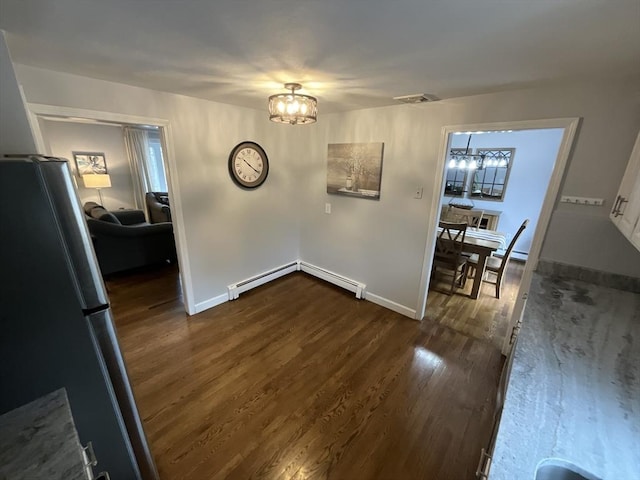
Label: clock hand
xmin=243 ymin=159 xmax=260 ymax=174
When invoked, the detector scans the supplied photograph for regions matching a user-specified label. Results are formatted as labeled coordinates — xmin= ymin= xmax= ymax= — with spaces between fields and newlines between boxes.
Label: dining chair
xmin=432 ymin=221 xmax=469 ymax=295
xmin=467 ymin=219 xmax=529 ymax=299
xmin=445 ymin=205 xmax=484 ymax=231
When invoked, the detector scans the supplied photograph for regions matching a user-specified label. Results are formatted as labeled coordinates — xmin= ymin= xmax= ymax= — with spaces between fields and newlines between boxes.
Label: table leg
xmin=470 ymin=252 xmax=489 ymax=299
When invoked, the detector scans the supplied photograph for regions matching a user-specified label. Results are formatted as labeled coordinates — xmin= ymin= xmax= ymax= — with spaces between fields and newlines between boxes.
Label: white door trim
xmin=25 ymin=103 xmax=196 ymax=315
xmin=415 ymin=118 xmax=580 ymax=355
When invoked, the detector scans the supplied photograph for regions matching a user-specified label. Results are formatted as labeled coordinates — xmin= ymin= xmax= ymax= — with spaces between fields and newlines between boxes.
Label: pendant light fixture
xmin=448 ymin=134 xmax=486 ymax=170
xmin=268 ymin=83 xmax=318 ymax=125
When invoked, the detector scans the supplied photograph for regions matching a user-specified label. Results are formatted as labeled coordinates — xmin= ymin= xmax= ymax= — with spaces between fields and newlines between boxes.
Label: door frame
xmin=25 ymin=103 xmax=196 ymax=315
xmin=415 ymin=118 xmax=580 ymax=355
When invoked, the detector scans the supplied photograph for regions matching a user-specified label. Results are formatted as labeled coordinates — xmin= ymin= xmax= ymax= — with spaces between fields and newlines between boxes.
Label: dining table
xmin=436 ymin=227 xmax=508 ymax=299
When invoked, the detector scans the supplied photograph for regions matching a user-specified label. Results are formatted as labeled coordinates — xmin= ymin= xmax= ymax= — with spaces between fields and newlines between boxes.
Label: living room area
xmin=37 ymin=116 xmax=178 ymax=277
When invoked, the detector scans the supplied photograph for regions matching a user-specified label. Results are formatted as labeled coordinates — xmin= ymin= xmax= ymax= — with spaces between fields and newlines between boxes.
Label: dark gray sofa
xmin=83 ymin=202 xmax=176 ymax=275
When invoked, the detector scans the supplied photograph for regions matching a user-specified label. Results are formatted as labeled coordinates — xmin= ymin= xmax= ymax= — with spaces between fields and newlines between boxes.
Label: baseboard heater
xmin=298 ymin=261 xmax=366 ymax=299
xmin=227 ymin=260 xmax=366 ymax=300
xmin=227 ymin=261 xmax=298 ymax=300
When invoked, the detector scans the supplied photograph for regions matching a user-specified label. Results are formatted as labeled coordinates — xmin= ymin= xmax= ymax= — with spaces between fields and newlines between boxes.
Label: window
xmin=444 ymin=148 xmax=469 ymax=196
xmin=444 ymin=147 xmax=514 ymax=202
xmin=471 ymin=148 xmax=514 ymax=201
xmin=146 ymin=131 xmax=168 ymax=192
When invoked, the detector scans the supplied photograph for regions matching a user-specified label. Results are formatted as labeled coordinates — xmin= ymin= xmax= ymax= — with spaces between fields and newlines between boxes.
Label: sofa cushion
xmin=89 ymin=205 xmax=121 ymax=224
xmin=83 ymin=201 xmax=101 ymax=216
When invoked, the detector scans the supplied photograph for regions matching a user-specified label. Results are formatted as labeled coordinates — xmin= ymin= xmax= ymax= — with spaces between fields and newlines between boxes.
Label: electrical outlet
xmin=414 ymin=187 xmax=423 ymax=199
xmin=325 ymin=203 xmax=331 ymax=214
xmin=560 ymin=196 xmax=604 ymax=206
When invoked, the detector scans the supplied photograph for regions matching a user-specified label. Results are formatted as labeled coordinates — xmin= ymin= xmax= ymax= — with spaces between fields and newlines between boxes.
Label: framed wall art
xmin=326 ymin=142 xmax=384 ymax=200
xmin=73 ymin=152 xmax=107 ymax=175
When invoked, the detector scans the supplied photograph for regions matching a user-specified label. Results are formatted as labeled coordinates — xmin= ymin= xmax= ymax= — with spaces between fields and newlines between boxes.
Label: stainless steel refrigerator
xmin=0 ymin=156 xmax=159 ymax=480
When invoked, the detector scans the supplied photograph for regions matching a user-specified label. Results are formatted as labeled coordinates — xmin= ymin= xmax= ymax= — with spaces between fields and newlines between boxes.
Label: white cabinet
xmin=611 ymin=131 xmax=640 ymax=251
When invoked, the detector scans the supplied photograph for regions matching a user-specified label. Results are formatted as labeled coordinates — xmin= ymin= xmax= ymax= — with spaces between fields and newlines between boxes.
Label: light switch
xmin=325 ymin=203 xmax=331 ymax=214
xmin=414 ymin=187 xmax=423 ymax=199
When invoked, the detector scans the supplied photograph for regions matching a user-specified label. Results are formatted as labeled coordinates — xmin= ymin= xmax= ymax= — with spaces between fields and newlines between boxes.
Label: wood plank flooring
xmin=107 ymin=266 xmax=509 ymax=480
xmin=427 ymin=261 xmax=525 ymax=350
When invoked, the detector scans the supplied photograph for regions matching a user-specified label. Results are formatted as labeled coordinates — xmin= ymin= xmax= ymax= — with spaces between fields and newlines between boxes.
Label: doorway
xmin=417 ymin=118 xmax=580 ymax=354
xmin=25 ymin=103 xmax=194 ymax=314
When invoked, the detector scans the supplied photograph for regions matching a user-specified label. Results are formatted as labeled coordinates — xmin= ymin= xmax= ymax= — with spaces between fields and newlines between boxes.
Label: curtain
xmin=124 ymin=127 xmax=151 ymax=212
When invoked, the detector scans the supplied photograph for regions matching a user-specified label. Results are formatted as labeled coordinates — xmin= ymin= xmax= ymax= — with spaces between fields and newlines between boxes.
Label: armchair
xmin=145 ymin=192 xmax=171 ymax=223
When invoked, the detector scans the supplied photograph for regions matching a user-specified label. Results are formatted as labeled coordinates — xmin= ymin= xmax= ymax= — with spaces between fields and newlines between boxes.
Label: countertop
xmin=491 ymin=272 xmax=640 ymax=480
xmin=0 ymin=388 xmax=88 ymax=480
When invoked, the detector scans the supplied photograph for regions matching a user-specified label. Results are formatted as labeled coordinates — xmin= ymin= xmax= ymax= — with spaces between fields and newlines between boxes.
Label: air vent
xmin=393 ymin=93 xmax=440 ymax=104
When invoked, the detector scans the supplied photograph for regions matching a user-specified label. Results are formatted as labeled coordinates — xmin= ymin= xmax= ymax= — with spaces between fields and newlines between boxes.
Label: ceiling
xmin=1 ymin=0 xmax=639 ymax=113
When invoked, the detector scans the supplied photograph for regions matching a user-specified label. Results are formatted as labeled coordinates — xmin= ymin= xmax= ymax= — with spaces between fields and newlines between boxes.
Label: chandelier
xmin=268 ymin=83 xmax=318 ymax=125
xmin=448 ymin=153 xmax=487 ymax=170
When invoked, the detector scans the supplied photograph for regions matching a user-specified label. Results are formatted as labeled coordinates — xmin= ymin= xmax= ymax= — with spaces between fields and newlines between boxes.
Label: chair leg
xmin=495 ymin=270 xmax=503 ymax=299
xmin=449 ymin=268 xmax=457 ymax=294
xmin=458 ymin=264 xmax=468 ymax=288
xmin=467 ymin=264 xmax=476 ymax=280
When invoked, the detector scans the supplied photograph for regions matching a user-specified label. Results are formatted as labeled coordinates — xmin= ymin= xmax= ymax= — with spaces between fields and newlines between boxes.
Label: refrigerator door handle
xmin=38 ymin=157 xmax=109 ymax=309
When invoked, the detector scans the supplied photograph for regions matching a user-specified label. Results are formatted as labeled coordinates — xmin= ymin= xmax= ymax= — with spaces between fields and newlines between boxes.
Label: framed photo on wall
xmin=73 ymin=152 xmax=107 ymax=175
xmin=326 ymin=142 xmax=384 ymax=200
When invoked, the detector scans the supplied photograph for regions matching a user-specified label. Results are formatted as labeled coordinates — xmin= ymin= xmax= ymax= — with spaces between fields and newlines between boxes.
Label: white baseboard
xmin=193 ymin=293 xmax=228 ymax=314
xmin=298 ymin=261 xmax=366 ymax=299
xmin=364 ymin=292 xmax=417 ymax=319
xmin=228 ymin=261 xmax=299 ymax=300
xmin=194 ymin=260 xmax=415 ymax=321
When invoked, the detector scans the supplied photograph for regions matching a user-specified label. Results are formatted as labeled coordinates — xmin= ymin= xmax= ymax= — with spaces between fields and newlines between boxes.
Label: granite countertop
xmin=491 ymin=272 xmax=640 ymax=480
xmin=0 ymin=389 xmax=88 ymax=480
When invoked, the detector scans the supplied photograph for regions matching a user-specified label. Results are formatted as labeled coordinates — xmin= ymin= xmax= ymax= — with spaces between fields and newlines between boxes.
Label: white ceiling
xmin=1 ymin=0 xmax=639 ymax=113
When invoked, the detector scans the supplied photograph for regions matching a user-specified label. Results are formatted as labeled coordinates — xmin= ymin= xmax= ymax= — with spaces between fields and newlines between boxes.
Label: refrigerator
xmin=0 ymin=156 xmax=159 ymax=480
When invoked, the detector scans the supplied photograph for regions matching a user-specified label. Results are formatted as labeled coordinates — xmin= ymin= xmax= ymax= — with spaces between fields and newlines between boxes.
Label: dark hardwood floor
xmin=107 ymin=265 xmax=512 ymax=480
xmin=427 ymin=260 xmax=525 ymax=350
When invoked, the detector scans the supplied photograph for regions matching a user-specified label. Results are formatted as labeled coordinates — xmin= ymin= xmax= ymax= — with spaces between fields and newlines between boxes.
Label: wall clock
xmin=228 ymin=141 xmax=269 ymax=189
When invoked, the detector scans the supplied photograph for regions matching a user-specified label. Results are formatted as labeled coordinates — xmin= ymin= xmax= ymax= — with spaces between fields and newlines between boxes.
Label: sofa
xmin=83 ymin=202 xmax=176 ymax=276
xmin=145 ymin=192 xmax=171 ymax=224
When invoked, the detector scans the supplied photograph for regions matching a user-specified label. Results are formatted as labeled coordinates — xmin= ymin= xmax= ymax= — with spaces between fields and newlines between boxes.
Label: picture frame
xmin=73 ymin=152 xmax=107 ymax=175
xmin=326 ymin=142 xmax=384 ymax=200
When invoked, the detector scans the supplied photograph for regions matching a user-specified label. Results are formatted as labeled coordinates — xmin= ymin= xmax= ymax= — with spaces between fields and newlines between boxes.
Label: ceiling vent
xmin=393 ymin=93 xmax=440 ymax=104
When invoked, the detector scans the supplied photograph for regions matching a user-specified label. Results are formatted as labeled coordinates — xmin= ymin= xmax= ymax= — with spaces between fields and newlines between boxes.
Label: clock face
xmin=228 ymin=141 xmax=269 ymax=189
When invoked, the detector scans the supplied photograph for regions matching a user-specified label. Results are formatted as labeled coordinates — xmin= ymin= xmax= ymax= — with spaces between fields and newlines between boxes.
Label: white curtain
xmin=124 ymin=127 xmax=151 ymax=212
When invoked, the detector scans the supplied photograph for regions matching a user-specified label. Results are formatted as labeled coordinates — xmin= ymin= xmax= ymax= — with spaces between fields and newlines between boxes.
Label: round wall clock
xmin=228 ymin=141 xmax=269 ymax=189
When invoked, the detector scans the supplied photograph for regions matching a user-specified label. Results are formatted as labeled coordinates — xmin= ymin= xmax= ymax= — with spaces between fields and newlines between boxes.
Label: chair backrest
xmin=495 ymin=219 xmax=529 ymax=270
xmin=445 ymin=206 xmax=484 ymax=230
xmin=436 ymin=221 xmax=467 ymax=263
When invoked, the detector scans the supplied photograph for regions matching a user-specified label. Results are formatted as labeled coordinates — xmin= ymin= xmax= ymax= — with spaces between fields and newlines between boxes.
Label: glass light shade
xmin=82 ymin=174 xmax=111 ymax=188
xmin=268 ymin=84 xmax=317 ymax=125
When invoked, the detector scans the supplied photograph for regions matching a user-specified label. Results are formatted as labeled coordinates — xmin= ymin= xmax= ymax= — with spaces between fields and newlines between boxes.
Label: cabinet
xmin=475 ymin=336 xmax=517 ymax=479
xmin=610 ymin=131 xmax=640 ymax=251
xmin=0 ymin=389 xmax=110 ymax=480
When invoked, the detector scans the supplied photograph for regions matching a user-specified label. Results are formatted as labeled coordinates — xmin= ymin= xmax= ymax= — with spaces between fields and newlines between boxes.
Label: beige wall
xmin=300 ymin=82 xmax=640 ymax=310
xmin=39 ymin=120 xmax=136 ymax=210
xmin=14 ymin=62 xmax=640 ymax=316
xmin=0 ymin=31 xmax=35 ymax=155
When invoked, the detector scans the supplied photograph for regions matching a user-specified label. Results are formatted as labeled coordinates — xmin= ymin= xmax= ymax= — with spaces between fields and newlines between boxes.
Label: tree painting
xmin=326 ymin=143 xmax=384 ymax=199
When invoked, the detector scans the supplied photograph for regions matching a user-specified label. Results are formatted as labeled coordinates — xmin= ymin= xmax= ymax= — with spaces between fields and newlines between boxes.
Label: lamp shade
xmin=82 ymin=174 xmax=111 ymax=189
xmin=268 ymin=83 xmax=317 ymax=125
